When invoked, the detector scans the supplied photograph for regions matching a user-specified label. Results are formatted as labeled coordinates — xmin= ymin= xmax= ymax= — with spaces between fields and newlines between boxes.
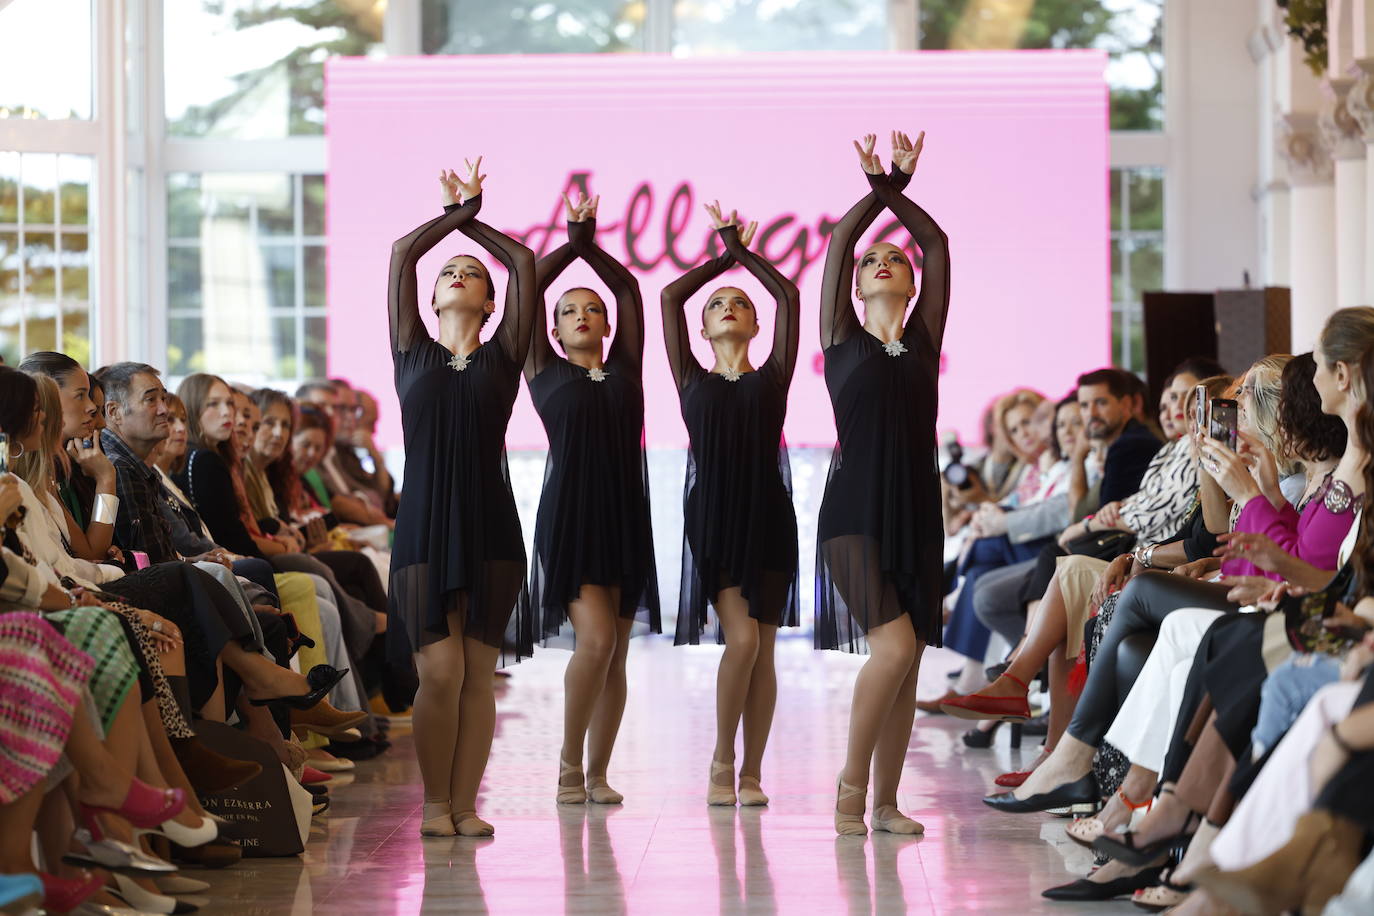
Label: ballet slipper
xmin=419 ymin=801 xmax=456 ymax=838
xmin=834 ymin=775 xmax=867 ymax=836
xmin=453 ymin=811 xmax=495 ymax=837
xmin=557 ymin=758 xmax=587 ymax=805
xmin=737 ymin=775 xmax=769 ymax=807
xmin=707 ymin=760 xmax=737 ymax=806
xmin=585 ymin=776 xmax=623 ymax=805
xmin=871 ymin=804 xmax=924 ymax=835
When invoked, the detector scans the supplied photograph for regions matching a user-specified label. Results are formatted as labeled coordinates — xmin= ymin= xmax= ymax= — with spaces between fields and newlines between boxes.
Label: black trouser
xmin=1067 ymin=571 xmax=1236 ymax=746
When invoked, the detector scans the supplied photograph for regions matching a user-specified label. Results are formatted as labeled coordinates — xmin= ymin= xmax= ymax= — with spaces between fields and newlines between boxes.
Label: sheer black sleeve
xmin=819 ymin=165 xmax=912 ymax=350
xmin=456 ymin=215 xmax=538 ymax=368
xmin=573 ymin=219 xmax=645 ymax=374
xmin=527 ymin=238 xmax=578 ymax=379
xmin=720 ymin=226 xmax=800 ymax=383
xmin=388 ymin=195 xmax=482 ymax=354
xmin=661 ymin=244 xmax=737 ymax=393
xmin=869 ymin=172 xmax=951 ymax=349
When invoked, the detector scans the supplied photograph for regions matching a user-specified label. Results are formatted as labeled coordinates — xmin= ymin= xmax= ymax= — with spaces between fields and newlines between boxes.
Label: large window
xmin=1111 ymin=166 xmax=1164 ymax=371
xmin=0 ymin=153 xmax=94 ymax=365
xmin=166 ymin=172 xmax=326 ymax=384
xmin=0 ymin=0 xmax=94 ymax=120
xmin=422 ymin=1 xmax=644 ymax=54
xmin=164 ymin=1 xmax=382 ymax=138
xmin=919 ymin=0 xmax=1164 ymax=130
xmin=672 ymin=0 xmax=887 ymax=53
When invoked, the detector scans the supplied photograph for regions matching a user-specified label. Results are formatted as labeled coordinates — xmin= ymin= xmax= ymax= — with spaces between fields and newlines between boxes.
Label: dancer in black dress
xmin=388 ymin=160 xmax=537 ymax=838
xmin=662 ymin=204 xmax=800 ymax=807
xmin=817 ymin=132 xmax=950 ymax=836
xmin=526 ymin=191 xmax=660 ymax=807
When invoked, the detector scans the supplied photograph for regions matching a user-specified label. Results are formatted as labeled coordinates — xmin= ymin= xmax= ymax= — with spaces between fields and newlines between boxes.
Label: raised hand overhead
xmin=890 ymin=130 xmax=924 ymax=175
xmin=853 ymin=133 xmax=882 ymax=175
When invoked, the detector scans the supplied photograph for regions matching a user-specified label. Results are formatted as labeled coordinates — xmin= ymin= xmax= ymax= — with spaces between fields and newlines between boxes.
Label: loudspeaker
xmin=1142 ymin=292 xmax=1217 ymax=406
xmin=1214 ymin=288 xmax=1291 ymax=372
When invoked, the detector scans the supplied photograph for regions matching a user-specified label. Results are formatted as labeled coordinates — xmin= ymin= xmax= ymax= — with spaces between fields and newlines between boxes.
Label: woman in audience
xmin=387 ymin=160 xmax=537 ymax=838
xmin=816 ymin=131 xmax=947 ymax=837
xmin=527 ymin=191 xmax=660 ymax=808
xmin=662 ymin=201 xmax=801 ymax=808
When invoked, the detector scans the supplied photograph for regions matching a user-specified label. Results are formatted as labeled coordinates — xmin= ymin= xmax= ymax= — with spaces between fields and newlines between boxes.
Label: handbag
xmin=1282 ymin=563 xmax=1360 ymax=655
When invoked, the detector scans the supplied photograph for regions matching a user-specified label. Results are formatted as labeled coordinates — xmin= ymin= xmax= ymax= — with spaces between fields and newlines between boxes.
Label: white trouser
xmin=1103 ymin=608 xmax=1225 ymax=773
xmin=1210 ymin=680 xmax=1360 ymax=870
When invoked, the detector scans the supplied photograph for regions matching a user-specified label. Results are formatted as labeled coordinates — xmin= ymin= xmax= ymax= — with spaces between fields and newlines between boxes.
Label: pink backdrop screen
xmin=325 ymin=52 xmax=1109 ymax=450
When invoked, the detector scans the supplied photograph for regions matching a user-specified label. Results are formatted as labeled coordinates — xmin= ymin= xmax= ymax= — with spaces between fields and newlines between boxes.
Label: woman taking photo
xmin=661 ymin=202 xmax=800 ymax=807
xmin=526 ymin=191 xmax=659 ymax=808
xmin=816 ymin=131 xmax=949 ymax=836
xmin=388 ymin=160 xmax=537 ymax=838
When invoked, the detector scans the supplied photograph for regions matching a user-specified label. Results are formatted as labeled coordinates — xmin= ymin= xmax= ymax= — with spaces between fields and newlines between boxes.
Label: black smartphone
xmin=1208 ymin=398 xmax=1239 ymax=451
xmin=1193 ymin=384 xmax=1208 ymax=436
xmin=0 ymin=432 xmax=7 ymax=474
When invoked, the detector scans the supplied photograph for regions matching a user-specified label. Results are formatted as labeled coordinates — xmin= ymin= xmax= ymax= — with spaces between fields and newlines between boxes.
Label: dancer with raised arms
xmin=526 ymin=190 xmax=660 ymax=808
xmin=661 ymin=204 xmax=801 ymax=807
xmin=388 ymin=159 xmax=537 ymax=838
xmin=816 ymin=131 xmax=951 ymax=835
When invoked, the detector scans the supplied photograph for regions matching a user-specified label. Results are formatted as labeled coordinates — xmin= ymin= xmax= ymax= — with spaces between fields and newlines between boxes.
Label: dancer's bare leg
xmin=586 ymin=607 xmax=633 ymax=799
xmin=413 ymin=609 xmax=466 ymax=825
xmin=451 ymin=636 xmax=500 ymax=835
xmin=838 ymin=613 xmax=919 ymax=819
xmin=739 ymin=622 xmax=779 ymax=786
xmin=714 ymin=589 xmax=761 ymax=778
xmin=560 ymin=586 xmax=618 ymax=798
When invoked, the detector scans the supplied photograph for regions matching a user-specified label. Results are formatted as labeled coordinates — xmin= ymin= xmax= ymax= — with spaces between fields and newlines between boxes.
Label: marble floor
xmin=201 ymin=639 xmax=1134 ymax=915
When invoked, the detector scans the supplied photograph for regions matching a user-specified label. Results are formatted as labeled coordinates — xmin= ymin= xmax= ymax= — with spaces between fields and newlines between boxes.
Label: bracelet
xmin=92 ymin=493 xmax=119 ymax=526
xmin=66 ymin=590 xmax=77 ymax=608
xmin=1136 ymin=542 xmax=1158 ymax=568
xmin=1331 ymin=723 xmax=1356 ymax=755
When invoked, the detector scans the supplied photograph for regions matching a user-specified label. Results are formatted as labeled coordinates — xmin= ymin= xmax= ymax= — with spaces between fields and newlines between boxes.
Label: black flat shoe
xmin=983 ymin=772 xmax=1100 ymax=814
xmin=249 ymin=665 xmax=349 ymax=710
xmin=1021 ymin=713 xmax=1049 ymax=737
xmin=1041 ymin=866 xmax=1163 ymax=901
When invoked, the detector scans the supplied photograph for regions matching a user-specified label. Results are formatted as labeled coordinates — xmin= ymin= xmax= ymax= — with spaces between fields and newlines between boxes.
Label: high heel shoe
xmin=111 ymin=873 xmax=198 ymax=914
xmin=834 ymin=775 xmax=867 ymax=837
xmin=557 ymin=758 xmax=587 ymax=805
xmin=134 ymin=811 xmax=218 ymax=849
xmin=63 ymin=825 xmax=178 ymax=875
xmin=983 ymin=771 xmax=1100 ymax=814
xmin=39 ymin=871 xmax=104 ymax=913
xmin=247 ymin=664 xmax=348 ymax=709
xmin=81 ymin=777 xmax=185 ymax=829
xmin=707 ymin=760 xmax=737 ymax=806
xmin=737 ymin=775 xmax=769 ymax=807
xmin=1091 ymin=813 xmax=1198 ymax=867
xmin=961 ymin=720 xmax=1023 ymax=749
xmin=288 ymin=702 xmax=368 ymax=738
xmin=939 ymin=673 xmax=1032 ymax=721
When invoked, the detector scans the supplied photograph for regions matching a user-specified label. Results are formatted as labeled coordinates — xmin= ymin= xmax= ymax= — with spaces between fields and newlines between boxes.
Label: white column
xmin=1349 ymin=59 xmax=1374 ymax=305
xmin=1321 ymin=77 xmax=1367 ymax=307
xmin=1278 ymin=112 xmax=1337 ymax=350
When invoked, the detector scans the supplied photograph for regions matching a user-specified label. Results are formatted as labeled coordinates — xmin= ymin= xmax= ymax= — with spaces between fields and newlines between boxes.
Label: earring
xmin=9 ymin=442 xmax=24 ymax=459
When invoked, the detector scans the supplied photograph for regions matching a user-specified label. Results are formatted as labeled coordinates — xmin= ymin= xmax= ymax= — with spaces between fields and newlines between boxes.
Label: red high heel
xmin=939 ymin=673 xmax=1032 ymax=721
xmin=40 ymin=870 xmax=104 ymax=912
xmin=81 ymin=777 xmax=185 ymax=830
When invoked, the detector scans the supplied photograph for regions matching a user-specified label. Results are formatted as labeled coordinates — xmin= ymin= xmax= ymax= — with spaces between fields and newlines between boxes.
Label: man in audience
xmin=330 ymin=379 xmax=396 ymax=516
xmin=297 ymin=380 xmax=392 ymax=527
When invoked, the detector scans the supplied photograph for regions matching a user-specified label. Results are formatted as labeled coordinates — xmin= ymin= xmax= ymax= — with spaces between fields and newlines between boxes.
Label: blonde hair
xmin=15 ymin=372 xmax=62 ymax=496
xmin=996 ymin=389 xmax=1047 ymax=461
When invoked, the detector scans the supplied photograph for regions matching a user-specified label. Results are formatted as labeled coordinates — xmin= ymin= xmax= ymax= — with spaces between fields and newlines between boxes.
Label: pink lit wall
xmin=325 ymin=52 xmax=1108 ymax=450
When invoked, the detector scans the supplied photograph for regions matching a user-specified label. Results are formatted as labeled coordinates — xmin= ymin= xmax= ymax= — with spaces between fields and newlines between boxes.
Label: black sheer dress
xmin=814 ymin=166 xmax=950 ymax=652
xmin=387 ymin=193 xmax=537 ymax=664
xmin=526 ymin=217 xmax=660 ymax=644
xmin=663 ymin=225 xmax=800 ymax=645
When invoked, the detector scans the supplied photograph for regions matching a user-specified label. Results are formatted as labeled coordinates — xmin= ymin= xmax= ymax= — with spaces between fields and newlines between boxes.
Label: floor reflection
xmin=419 ymin=835 xmax=493 ymax=914
xmin=707 ymin=806 xmax=777 ymax=914
xmin=559 ymin=804 xmax=626 ymax=915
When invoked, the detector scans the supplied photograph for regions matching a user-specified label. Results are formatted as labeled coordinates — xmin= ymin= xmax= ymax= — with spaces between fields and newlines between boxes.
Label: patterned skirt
xmin=45 ymin=607 xmax=140 ymax=734
xmin=0 ymin=611 xmax=95 ymax=804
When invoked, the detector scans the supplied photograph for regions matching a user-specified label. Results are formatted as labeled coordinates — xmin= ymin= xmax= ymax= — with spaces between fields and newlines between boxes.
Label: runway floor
xmin=203 ymin=639 xmax=1132 ymax=914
